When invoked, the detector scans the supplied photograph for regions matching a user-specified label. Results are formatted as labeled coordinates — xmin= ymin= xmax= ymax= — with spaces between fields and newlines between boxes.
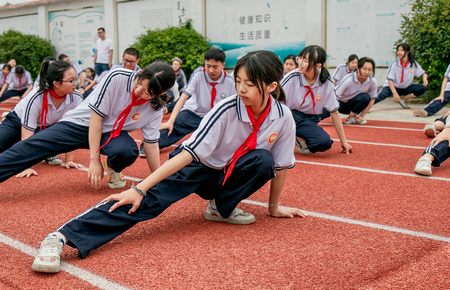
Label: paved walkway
xmin=363 ymin=99 xmax=448 ymax=124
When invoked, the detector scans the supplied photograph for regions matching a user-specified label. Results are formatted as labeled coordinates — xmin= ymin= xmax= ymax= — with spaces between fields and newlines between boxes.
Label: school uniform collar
xmin=236 ymin=95 xmax=284 ymax=123
xmin=202 ymin=69 xmax=226 ymax=84
xmin=351 ymin=71 xmax=371 ymax=85
xmin=299 ymin=72 xmax=321 ymax=88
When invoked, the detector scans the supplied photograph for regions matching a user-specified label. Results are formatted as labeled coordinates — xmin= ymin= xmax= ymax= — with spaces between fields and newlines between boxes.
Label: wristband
xmin=131 ymin=184 xmax=147 ymax=197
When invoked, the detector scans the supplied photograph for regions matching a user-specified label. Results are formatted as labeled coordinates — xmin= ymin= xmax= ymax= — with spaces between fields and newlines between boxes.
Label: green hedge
xmin=133 ymin=21 xmax=210 ymax=79
xmin=0 ymin=29 xmax=54 ymax=79
xmin=399 ymin=0 xmax=450 ymax=102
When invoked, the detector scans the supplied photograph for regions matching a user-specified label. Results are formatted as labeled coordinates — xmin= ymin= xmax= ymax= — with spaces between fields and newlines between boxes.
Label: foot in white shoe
xmin=204 ymin=200 xmax=255 ymax=225
xmin=32 ymin=235 xmax=64 ymax=273
xmin=295 ymin=137 xmax=311 ymax=154
xmin=414 ymin=156 xmax=432 ymax=176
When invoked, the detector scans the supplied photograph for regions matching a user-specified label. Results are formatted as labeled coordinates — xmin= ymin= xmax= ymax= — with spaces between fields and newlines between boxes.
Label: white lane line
xmin=241 ymin=200 xmax=450 ymax=243
xmin=320 ymin=122 xmax=423 ymax=132
xmin=331 ymin=138 xmax=425 ymax=150
xmin=296 ymin=160 xmax=450 ymax=182
xmin=0 ymin=233 xmax=132 ymax=290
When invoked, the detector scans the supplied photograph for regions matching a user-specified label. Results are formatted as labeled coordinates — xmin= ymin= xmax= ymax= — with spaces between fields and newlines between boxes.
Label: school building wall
xmin=0 ymin=0 xmax=410 ymax=84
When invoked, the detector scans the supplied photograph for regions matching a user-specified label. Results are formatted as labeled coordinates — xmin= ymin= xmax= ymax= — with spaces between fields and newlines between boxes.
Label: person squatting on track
xmin=31 ymin=50 xmax=306 ymax=273
xmin=0 ymin=62 xmax=175 ymax=189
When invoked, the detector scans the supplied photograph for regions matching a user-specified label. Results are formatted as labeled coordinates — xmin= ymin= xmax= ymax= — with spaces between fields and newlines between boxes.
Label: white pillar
xmin=103 ymin=0 xmax=118 ymax=63
xmin=38 ymin=5 xmax=49 ymax=40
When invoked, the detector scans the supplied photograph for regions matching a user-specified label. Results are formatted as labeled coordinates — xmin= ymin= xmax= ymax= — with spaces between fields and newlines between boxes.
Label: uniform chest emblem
xmin=220 ymin=93 xmax=227 ymax=99
xmin=131 ymin=112 xmax=141 ymax=121
xmin=315 ymin=95 xmax=321 ymax=102
xmin=268 ymin=132 xmax=278 ymax=144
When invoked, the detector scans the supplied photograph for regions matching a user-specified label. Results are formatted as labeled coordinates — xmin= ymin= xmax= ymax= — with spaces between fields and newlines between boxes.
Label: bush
xmin=399 ymin=0 xmax=450 ymax=102
xmin=0 ymin=29 xmax=54 ymax=79
xmin=133 ymin=21 xmax=210 ymax=79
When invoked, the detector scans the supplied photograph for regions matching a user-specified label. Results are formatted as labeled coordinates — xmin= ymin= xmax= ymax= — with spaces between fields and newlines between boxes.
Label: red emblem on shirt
xmin=131 ymin=112 xmax=140 ymax=121
xmin=268 ymin=132 xmax=278 ymax=144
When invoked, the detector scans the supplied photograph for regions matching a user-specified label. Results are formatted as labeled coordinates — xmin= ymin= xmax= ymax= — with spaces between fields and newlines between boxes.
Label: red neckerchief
xmin=222 ymin=97 xmax=272 ymax=186
xmin=400 ymin=59 xmax=410 ymax=83
xmin=300 ymin=85 xmax=315 ymax=113
xmin=99 ymin=90 xmax=147 ymax=151
xmin=204 ymin=69 xmax=226 ymax=108
xmin=18 ymin=75 xmax=23 ymax=90
xmin=40 ymin=89 xmax=66 ymax=130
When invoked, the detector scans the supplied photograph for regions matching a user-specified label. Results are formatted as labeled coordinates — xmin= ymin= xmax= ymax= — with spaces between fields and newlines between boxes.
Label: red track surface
xmin=0 ymin=103 xmax=449 ymax=289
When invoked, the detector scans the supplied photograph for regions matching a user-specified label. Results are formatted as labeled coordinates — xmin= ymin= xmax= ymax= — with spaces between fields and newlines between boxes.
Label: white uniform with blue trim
xmin=383 ymin=58 xmax=425 ymax=89
xmin=182 ymin=69 xmax=236 ymax=117
xmin=335 ymin=71 xmax=378 ymax=102
xmin=62 ymin=68 xmax=163 ymax=143
xmin=332 ymin=64 xmax=352 ymax=84
xmin=13 ymin=87 xmax=83 ymax=131
xmin=182 ymin=95 xmax=295 ymax=170
xmin=6 ymin=70 xmax=32 ymax=91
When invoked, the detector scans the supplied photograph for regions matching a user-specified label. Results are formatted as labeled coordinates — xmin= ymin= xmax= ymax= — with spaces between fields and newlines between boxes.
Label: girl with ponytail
xmin=281 ymin=45 xmax=352 ymax=155
xmin=0 ymin=59 xmax=84 ymax=178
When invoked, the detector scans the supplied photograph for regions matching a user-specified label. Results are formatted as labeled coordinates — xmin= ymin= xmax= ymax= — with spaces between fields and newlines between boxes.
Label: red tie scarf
xmin=222 ymin=97 xmax=272 ymax=186
xmin=40 ymin=90 xmax=66 ymax=130
xmin=18 ymin=75 xmax=23 ymax=90
xmin=299 ymin=85 xmax=316 ymax=113
xmin=99 ymin=90 xmax=147 ymax=150
xmin=209 ymin=82 xmax=217 ymax=108
xmin=400 ymin=59 xmax=409 ymax=83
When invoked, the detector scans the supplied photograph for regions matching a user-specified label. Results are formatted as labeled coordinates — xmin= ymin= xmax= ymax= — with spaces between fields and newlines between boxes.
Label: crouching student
xmin=282 ymin=45 xmax=352 ymax=154
xmin=0 ymin=62 xmax=175 ymax=189
xmin=0 ymin=60 xmax=84 ymax=176
xmin=31 ymin=50 xmax=305 ymax=273
xmin=414 ymin=117 xmax=450 ymax=176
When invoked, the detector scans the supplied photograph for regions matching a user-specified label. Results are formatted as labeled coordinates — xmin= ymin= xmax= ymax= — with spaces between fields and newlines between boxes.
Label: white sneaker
xmin=344 ymin=117 xmax=356 ymax=125
xmin=295 ymin=137 xmax=311 ymax=154
xmin=414 ymin=156 xmax=432 ymax=176
xmin=423 ymin=124 xmax=436 ymax=138
xmin=204 ymin=200 xmax=255 ymax=225
xmin=103 ymin=159 xmax=126 ymax=189
xmin=32 ymin=235 xmax=64 ymax=273
xmin=45 ymin=155 xmax=63 ymax=166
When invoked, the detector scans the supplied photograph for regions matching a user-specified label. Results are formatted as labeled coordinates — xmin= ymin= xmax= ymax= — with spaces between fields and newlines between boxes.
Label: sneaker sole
xmin=414 ymin=169 xmax=432 ymax=176
xmin=108 ymin=180 xmax=126 ymax=189
xmin=204 ymin=212 xmax=256 ymax=225
xmin=47 ymin=161 xmax=63 ymax=166
xmin=32 ymin=261 xmax=61 ymax=273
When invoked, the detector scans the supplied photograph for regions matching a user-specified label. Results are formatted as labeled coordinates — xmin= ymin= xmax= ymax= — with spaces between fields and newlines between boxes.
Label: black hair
xmin=58 ymin=54 xmax=68 ymax=61
xmin=234 ymin=50 xmax=286 ymax=104
xmin=2 ymin=64 xmax=12 ymax=72
xmin=85 ymin=67 xmax=95 ymax=78
xmin=43 ymin=56 xmax=56 ymax=62
xmin=346 ymin=54 xmax=359 ymax=64
xmin=283 ymin=54 xmax=297 ymax=63
xmin=298 ymin=45 xmax=330 ymax=84
xmin=97 ymin=27 xmax=105 ymax=32
xmin=14 ymin=65 xmax=25 ymax=75
xmin=38 ymin=60 xmax=73 ymax=91
xmin=204 ymin=47 xmax=226 ymax=63
xmin=396 ymin=43 xmax=415 ymax=67
xmin=123 ymin=47 xmax=140 ymax=59
xmin=357 ymin=57 xmax=376 ymax=77
xmin=137 ymin=61 xmax=176 ymax=109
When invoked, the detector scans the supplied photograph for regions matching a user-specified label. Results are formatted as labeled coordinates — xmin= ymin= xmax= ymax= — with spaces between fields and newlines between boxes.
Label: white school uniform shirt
xmin=182 ymin=69 xmax=236 ymax=117
xmin=332 ymin=64 xmax=352 ymax=84
xmin=6 ymin=71 xmax=32 ymax=91
xmin=335 ymin=71 xmax=378 ymax=102
xmin=182 ymin=95 xmax=296 ymax=170
xmin=0 ymin=72 xmax=9 ymax=87
xmin=281 ymin=69 xmax=339 ymax=114
xmin=61 ymin=68 xmax=163 ymax=143
xmin=383 ymin=58 xmax=425 ymax=89
xmin=13 ymin=87 xmax=83 ymax=131
xmin=96 ymin=38 xmax=113 ymax=64
xmin=444 ymin=64 xmax=450 ymax=92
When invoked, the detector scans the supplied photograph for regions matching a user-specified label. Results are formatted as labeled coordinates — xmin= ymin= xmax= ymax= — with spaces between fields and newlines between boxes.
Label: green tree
xmin=0 ymin=30 xmax=54 ymax=79
xmin=133 ymin=21 xmax=210 ymax=79
xmin=399 ymin=0 xmax=450 ymax=101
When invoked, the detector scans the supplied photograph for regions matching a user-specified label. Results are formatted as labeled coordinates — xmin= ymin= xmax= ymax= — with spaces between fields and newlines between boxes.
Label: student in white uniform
xmin=332 ymin=54 xmax=358 ymax=84
xmin=58 ymin=54 xmax=82 ymax=76
xmin=0 ymin=62 xmax=175 ymax=189
xmin=283 ymin=54 xmax=298 ymax=75
xmin=0 ymin=60 xmax=84 ymax=176
xmin=78 ymin=67 xmax=96 ymax=98
xmin=282 ymin=45 xmax=352 ymax=154
xmin=414 ymin=63 xmax=450 ymax=117
xmin=31 ymin=50 xmax=305 ymax=273
xmin=95 ymin=47 xmax=142 ymax=86
xmin=414 ymin=116 xmax=450 ymax=176
xmin=158 ymin=47 xmax=235 ymax=150
xmin=0 ymin=64 xmax=11 ymax=89
xmin=0 ymin=65 xmax=33 ymax=102
xmin=376 ymin=43 xmax=428 ymax=108
xmin=330 ymin=57 xmax=378 ymax=125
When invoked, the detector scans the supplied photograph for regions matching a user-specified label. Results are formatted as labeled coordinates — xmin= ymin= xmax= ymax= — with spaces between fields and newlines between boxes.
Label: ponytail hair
xmin=299 ymin=45 xmax=330 ymax=84
xmin=234 ymin=50 xmax=286 ymax=104
xmin=38 ymin=59 xmax=72 ymax=92
xmin=138 ymin=61 xmax=176 ymax=110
